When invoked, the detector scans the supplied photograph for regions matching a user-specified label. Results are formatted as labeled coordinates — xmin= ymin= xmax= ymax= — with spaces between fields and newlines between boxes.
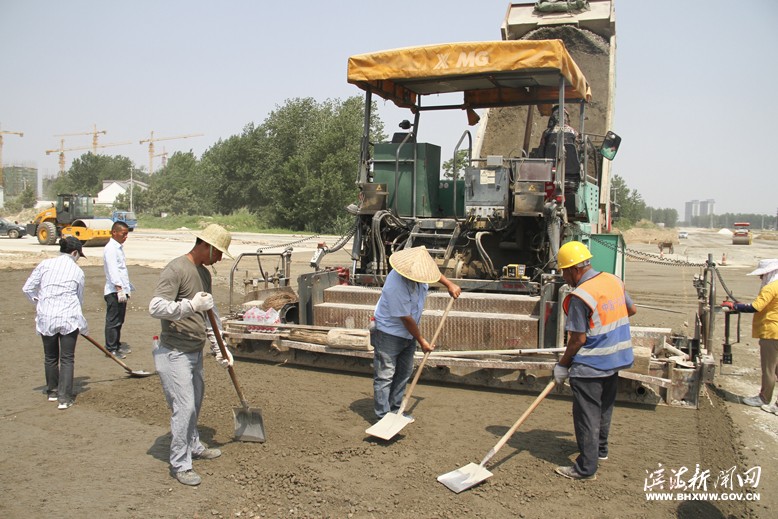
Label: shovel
xmin=438 ymin=379 xmax=556 ymax=493
xmin=365 ymin=297 xmax=455 ymax=440
xmin=207 ymin=309 xmax=266 ymax=443
xmin=81 ymin=334 xmax=155 ymax=377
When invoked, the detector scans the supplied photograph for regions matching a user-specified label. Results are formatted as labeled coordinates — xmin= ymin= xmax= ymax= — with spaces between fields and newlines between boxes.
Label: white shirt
xmin=103 ymin=237 xmax=132 ymax=295
xmin=23 ymin=253 xmax=88 ymax=336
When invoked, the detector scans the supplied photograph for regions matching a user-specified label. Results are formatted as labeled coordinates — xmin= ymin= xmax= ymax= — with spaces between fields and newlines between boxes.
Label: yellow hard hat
xmin=557 ymin=241 xmax=592 ymax=269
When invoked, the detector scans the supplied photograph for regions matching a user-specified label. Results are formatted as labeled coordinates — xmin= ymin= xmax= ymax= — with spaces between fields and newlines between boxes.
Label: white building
xmin=96 ymin=179 xmax=148 ymax=206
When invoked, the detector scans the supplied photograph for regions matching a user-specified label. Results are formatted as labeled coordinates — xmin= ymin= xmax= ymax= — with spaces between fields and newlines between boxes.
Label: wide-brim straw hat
xmin=747 ymin=259 xmax=778 ymax=276
xmin=192 ymin=224 xmax=234 ymax=260
xmin=389 ymin=246 xmax=441 ymax=284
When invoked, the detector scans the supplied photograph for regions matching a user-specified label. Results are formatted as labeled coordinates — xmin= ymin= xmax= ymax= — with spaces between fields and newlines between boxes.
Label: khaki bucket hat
xmin=192 ymin=224 xmax=234 ymax=260
xmin=389 ymin=246 xmax=441 ymax=284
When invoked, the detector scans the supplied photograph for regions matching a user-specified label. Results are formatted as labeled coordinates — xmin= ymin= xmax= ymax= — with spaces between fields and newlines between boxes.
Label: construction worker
xmin=103 ymin=221 xmax=133 ymax=358
xmin=371 ymin=246 xmax=460 ymax=420
xmin=148 ymin=224 xmax=235 ymax=486
xmin=722 ymin=258 xmax=778 ymax=415
xmin=553 ymin=241 xmax=636 ymax=480
xmin=22 ymin=237 xmax=88 ymax=410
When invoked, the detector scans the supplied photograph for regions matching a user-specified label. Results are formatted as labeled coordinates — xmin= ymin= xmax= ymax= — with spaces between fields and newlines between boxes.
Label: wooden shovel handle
xmin=207 ymin=309 xmax=250 ymax=409
xmin=398 ymin=297 xmax=455 ymax=414
xmin=81 ymin=334 xmax=133 ymax=373
xmin=481 ymin=380 xmax=556 ymax=466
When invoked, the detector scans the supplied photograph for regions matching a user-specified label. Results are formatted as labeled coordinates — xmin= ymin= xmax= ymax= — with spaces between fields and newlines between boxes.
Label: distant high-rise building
xmin=684 ymin=200 xmax=700 ymax=224
xmin=699 ymin=199 xmax=715 ymax=217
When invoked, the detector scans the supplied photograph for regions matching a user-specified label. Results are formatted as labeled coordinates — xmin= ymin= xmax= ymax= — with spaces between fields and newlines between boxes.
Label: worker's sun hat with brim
xmin=191 ymin=223 xmax=234 ymax=260
xmin=747 ymin=259 xmax=778 ymax=276
xmin=60 ymin=236 xmax=85 ymax=258
xmin=389 ymin=246 xmax=441 ymax=284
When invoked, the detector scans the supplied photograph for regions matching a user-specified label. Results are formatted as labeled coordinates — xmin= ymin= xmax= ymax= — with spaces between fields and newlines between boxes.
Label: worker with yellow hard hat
xmin=553 ymin=240 xmax=637 ymax=481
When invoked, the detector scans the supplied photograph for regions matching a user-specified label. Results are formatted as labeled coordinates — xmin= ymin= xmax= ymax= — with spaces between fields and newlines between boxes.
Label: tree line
xmin=46 ymin=97 xmax=384 ymax=233
xmin=32 ymin=95 xmax=773 ymax=234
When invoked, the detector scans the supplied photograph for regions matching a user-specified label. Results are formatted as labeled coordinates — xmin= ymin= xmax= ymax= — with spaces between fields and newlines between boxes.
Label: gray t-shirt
xmin=153 ymin=255 xmax=212 ymax=352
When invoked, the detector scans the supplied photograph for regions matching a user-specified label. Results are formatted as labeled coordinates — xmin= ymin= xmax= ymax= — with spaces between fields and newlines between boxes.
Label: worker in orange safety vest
xmin=552 ymin=241 xmax=637 ymax=481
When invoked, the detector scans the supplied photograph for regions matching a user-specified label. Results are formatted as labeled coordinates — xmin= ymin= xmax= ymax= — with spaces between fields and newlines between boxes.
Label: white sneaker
xmin=47 ymin=395 xmax=58 ymax=402
xmin=760 ymin=403 xmax=778 ymax=416
xmin=742 ymin=395 xmax=765 ymax=407
xmin=57 ymin=401 xmax=73 ymax=410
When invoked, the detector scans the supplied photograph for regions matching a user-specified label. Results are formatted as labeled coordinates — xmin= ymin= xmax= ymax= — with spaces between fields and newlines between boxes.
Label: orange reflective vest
xmin=563 ymin=272 xmax=634 ymax=371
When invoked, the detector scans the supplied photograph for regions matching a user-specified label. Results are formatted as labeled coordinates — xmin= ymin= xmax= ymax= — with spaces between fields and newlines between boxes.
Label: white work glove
xmin=117 ymin=289 xmax=127 ymax=303
xmin=215 ymin=346 xmax=234 ymax=369
xmin=207 ymin=328 xmax=233 ymax=369
xmin=553 ymin=363 xmax=569 ymax=385
xmin=190 ymin=292 xmax=214 ymax=313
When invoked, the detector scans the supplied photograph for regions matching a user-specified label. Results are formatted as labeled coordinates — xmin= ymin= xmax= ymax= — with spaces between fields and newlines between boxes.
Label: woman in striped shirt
xmin=23 ymin=237 xmax=88 ymax=410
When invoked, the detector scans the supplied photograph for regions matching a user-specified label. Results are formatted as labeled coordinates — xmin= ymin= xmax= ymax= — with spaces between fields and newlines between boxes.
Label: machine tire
xmin=8 ymin=229 xmax=20 ymax=239
xmin=38 ymin=222 xmax=58 ymax=245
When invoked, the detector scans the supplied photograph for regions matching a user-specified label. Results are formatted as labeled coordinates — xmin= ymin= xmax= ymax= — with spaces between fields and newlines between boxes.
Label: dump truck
xmin=26 ymin=194 xmax=112 ymax=247
xmin=225 ymin=0 xmax=716 ymax=408
xmin=732 ymin=222 xmax=752 ymax=245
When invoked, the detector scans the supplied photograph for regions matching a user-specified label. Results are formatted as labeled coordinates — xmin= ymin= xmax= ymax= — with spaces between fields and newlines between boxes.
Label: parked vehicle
xmin=0 ymin=217 xmax=27 ymax=239
xmin=112 ymin=210 xmax=137 ymax=231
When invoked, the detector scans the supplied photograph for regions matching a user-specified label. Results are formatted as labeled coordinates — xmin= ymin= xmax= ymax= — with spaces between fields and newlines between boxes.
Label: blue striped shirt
xmin=23 ymin=254 xmax=88 ymax=336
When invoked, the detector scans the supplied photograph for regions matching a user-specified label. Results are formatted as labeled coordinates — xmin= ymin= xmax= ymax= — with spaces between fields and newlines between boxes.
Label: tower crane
xmin=0 ymin=128 xmax=24 ymax=187
xmin=154 ymin=147 xmax=169 ymax=169
xmin=55 ymin=123 xmax=107 ymax=154
xmin=139 ymin=131 xmax=203 ymax=173
xmin=45 ymin=139 xmax=133 ymax=175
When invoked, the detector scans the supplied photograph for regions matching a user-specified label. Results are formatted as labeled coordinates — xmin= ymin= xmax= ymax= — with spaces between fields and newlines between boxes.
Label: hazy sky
xmin=2 ymin=1 xmax=777 ymax=216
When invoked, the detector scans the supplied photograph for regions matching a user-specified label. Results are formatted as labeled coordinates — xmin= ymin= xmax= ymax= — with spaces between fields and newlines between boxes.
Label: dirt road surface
xmin=1 ymin=228 xmax=776 ymax=518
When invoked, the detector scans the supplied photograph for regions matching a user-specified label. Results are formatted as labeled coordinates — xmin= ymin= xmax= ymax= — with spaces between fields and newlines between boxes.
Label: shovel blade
xmin=365 ymin=412 xmax=414 ymax=440
xmin=128 ymin=370 xmax=155 ymax=378
xmin=437 ymin=462 xmax=493 ymax=493
xmin=233 ymin=406 xmax=266 ymax=443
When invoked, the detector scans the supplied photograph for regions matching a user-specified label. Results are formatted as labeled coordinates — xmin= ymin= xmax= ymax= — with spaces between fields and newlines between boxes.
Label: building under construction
xmin=2 ymin=165 xmax=38 ymax=198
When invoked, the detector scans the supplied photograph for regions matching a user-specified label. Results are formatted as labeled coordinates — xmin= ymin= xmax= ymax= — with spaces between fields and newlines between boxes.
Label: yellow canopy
xmin=347 ymin=40 xmax=591 ymax=110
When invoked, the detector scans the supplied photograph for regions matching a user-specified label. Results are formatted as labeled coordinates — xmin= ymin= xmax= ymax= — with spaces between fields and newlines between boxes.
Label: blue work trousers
xmin=372 ymin=329 xmax=416 ymax=419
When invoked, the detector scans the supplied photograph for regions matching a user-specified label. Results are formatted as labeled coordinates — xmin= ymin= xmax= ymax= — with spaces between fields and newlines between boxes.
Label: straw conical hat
xmin=192 ymin=224 xmax=234 ymax=260
xmin=389 ymin=246 xmax=441 ymax=284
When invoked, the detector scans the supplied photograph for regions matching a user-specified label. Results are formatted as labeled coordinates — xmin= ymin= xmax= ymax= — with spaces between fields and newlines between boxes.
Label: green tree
xmin=645 ymin=206 xmax=679 ymax=227
xmin=17 ymin=184 xmax=37 ymax=209
xmin=141 ymin=151 xmax=210 ymax=215
xmin=610 ymin=175 xmax=646 ymax=228
xmin=442 ymin=149 xmax=469 ymax=179
xmin=198 ymin=96 xmax=384 ymax=232
xmin=50 ymin=153 xmax=145 ymax=196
